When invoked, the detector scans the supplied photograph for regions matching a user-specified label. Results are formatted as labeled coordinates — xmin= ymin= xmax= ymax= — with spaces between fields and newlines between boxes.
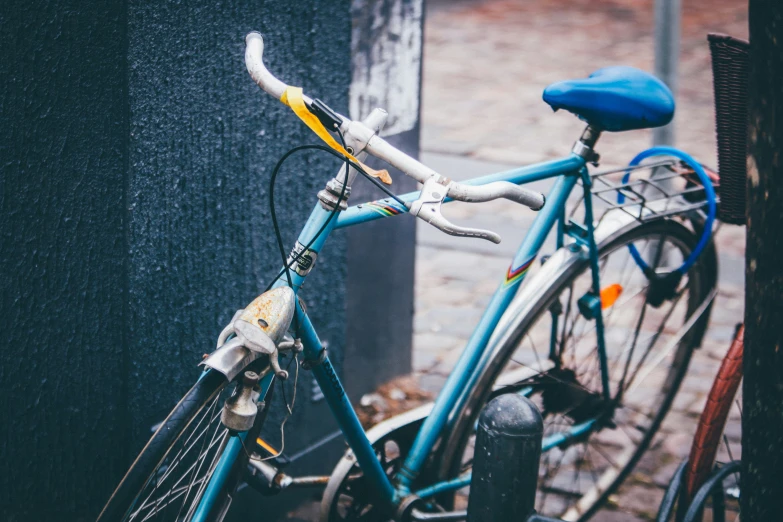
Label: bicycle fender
xmin=489 ymin=205 xmax=652 ymax=354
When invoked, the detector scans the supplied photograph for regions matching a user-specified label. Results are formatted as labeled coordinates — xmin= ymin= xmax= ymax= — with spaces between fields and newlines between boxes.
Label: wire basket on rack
xmin=708 ymin=33 xmax=749 ymax=225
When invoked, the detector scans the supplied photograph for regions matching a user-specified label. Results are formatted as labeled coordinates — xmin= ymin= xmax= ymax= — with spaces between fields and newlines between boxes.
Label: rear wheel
xmin=443 ymin=219 xmax=715 ymax=521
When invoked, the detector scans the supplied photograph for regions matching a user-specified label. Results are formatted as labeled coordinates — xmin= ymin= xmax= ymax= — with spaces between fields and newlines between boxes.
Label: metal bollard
xmin=466 ymin=393 xmax=544 ymax=522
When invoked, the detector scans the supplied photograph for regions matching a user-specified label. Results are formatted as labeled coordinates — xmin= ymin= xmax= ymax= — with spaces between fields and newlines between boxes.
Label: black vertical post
xmin=743 ymin=1 xmax=783 ymax=520
xmin=467 ymin=394 xmax=544 ymax=522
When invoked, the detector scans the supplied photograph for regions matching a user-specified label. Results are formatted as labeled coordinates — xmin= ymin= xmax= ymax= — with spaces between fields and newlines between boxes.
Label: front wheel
xmin=97 ymin=368 xmax=268 ymax=522
xmin=442 ymin=219 xmax=716 ymax=521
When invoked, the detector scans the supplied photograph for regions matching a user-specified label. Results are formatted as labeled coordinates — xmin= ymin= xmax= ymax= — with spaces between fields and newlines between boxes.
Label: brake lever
xmin=409 ymin=177 xmax=503 ymax=243
xmin=408 ymin=177 xmax=546 ymax=244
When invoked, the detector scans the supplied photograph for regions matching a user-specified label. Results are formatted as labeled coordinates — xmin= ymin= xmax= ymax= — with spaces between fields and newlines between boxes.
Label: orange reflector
xmin=256 ymin=437 xmax=279 ymax=457
xmin=600 ymin=284 xmax=623 ymax=309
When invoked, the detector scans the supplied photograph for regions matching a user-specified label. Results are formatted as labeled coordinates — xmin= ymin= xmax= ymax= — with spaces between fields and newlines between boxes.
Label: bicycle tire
xmin=683 ymin=325 xmax=743 ymax=503
xmin=97 ymin=369 xmax=268 ymax=522
xmin=442 ymin=219 xmax=716 ymax=521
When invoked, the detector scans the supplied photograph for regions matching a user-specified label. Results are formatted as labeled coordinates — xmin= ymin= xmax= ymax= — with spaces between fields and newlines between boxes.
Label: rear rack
xmin=578 ymin=159 xmax=719 ymax=225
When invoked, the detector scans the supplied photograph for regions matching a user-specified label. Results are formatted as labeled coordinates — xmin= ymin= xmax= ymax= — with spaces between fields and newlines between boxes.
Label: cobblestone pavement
xmin=408 ymin=1 xmax=747 ymax=520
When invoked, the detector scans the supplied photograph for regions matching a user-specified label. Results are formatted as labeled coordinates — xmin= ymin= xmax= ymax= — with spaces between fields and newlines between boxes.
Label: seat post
xmin=572 ymin=125 xmax=602 ymax=165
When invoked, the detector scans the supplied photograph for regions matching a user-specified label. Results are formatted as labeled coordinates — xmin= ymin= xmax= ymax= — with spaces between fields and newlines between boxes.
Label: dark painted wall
xmin=0 ymin=1 xmax=406 ymax=520
xmin=0 ymin=1 xmax=129 ymax=519
xmin=123 ymin=2 xmax=353 ymax=470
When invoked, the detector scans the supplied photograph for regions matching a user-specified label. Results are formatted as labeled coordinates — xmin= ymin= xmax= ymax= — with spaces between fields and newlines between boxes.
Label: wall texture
xmin=123 ymin=1 xmax=354 ymax=468
xmin=0 ymin=1 xmax=129 ymax=519
xmin=0 ymin=0 xmax=420 ymax=519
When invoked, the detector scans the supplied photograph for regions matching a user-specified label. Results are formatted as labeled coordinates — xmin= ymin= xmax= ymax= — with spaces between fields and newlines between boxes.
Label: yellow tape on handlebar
xmin=281 ymin=86 xmax=392 ymax=185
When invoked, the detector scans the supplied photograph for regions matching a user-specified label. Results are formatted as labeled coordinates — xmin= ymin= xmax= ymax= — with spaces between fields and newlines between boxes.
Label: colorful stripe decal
xmin=504 ymin=256 xmax=536 ymax=288
xmin=363 ymin=200 xmax=406 ymax=217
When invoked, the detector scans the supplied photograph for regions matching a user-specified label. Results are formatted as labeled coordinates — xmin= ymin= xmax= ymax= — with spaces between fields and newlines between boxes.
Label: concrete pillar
xmin=344 ymin=0 xmax=423 ymax=398
xmin=653 ymin=0 xmax=681 ymax=146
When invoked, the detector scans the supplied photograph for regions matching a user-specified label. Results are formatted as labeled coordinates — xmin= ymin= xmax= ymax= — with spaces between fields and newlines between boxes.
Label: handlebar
xmin=447 ymin=181 xmax=545 ymax=210
xmin=245 ymin=32 xmax=546 ymax=243
xmin=245 ymin=32 xmax=302 ymax=103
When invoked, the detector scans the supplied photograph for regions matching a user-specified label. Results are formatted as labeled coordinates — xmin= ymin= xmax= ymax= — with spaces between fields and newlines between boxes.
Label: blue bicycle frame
xmin=192 ymin=151 xmax=618 ymax=520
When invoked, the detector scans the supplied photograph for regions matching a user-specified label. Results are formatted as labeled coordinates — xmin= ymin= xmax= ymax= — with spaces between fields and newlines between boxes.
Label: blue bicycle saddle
xmin=542 ymin=66 xmax=675 ymax=132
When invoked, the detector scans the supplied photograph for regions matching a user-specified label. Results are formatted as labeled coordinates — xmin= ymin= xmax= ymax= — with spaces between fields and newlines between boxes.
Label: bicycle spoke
xmin=558 ymin=285 xmax=574 ymax=362
xmin=528 ymin=332 xmax=544 ymax=369
xmin=183 ymin=431 xmax=229 ymax=522
xmin=561 ymin=291 xmax=586 ymax=365
xmin=622 ymin=289 xmax=685 ymax=394
xmin=614 ymin=421 xmax=644 ymax=446
xmin=130 ymin=422 xmax=228 ymax=520
xmin=130 ymin=402 xmax=223 ymax=520
xmin=583 ymin=445 xmax=601 ymax=487
xmin=586 ymin=440 xmax=621 ymax=471
xmin=507 ymin=358 xmax=593 ymax=396
xmin=137 ymin=478 xmax=209 ymax=522
xmin=573 ymin=442 xmax=587 ymax=491
xmin=179 ymin=410 xmax=227 ymax=521
xmin=617 ymin=235 xmax=670 ymax=391
xmin=173 ymin=400 xmax=222 ymax=522
xmin=619 ymin=401 xmax=655 ymax=422
xmin=156 ymin=400 xmax=222 ymax=489
xmin=540 ymin=439 xmax=568 ymax=509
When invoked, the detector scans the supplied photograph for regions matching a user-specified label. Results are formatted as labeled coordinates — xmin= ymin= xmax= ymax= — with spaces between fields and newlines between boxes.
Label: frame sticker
xmin=364 ymin=200 xmax=406 ymax=217
xmin=503 ymin=255 xmax=536 ymax=288
xmin=287 ymin=242 xmax=318 ymax=277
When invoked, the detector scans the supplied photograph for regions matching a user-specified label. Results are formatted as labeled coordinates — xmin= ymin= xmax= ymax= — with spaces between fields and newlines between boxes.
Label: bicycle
xmin=97 ymin=32 xmax=720 ymax=522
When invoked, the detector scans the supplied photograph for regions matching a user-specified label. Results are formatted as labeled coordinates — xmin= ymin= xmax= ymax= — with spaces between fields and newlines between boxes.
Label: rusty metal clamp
xmin=202 ymin=286 xmax=297 ymax=381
